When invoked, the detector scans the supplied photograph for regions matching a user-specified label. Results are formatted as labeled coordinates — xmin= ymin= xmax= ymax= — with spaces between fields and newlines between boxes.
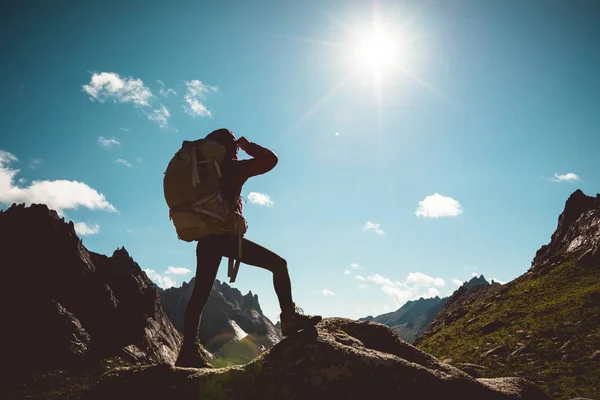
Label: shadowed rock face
xmin=86 ymin=318 xmax=550 ymax=400
xmin=532 ymin=190 xmax=600 ymax=270
xmin=0 ymin=203 xmax=182 ymax=373
xmin=159 ymin=278 xmax=281 ymax=351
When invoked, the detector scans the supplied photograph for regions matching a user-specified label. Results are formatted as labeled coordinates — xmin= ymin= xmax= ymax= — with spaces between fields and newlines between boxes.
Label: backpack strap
xmin=227 ymin=231 xmax=243 ymax=283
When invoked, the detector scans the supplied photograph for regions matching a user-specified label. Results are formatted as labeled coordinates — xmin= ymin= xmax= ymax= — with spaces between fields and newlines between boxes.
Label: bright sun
xmin=356 ymin=30 xmax=396 ymax=73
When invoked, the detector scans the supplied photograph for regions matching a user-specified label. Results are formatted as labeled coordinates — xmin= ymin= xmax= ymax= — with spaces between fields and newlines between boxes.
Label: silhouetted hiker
xmin=163 ymin=128 xmax=321 ymax=368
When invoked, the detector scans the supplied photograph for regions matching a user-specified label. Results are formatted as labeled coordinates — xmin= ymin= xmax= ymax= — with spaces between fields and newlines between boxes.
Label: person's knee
xmin=273 ymin=256 xmax=288 ymax=276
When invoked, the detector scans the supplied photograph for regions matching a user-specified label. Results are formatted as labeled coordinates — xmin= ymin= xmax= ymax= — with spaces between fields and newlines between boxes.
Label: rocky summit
xmin=86 ymin=318 xmax=550 ymax=400
xmin=0 ymin=203 xmax=182 ymax=374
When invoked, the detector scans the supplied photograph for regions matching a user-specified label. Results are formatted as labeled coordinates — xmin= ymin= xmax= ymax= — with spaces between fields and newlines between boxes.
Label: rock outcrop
xmin=532 ymin=190 xmax=600 ymax=270
xmin=87 ymin=318 xmax=550 ymax=400
xmin=0 ymin=203 xmax=182 ymax=373
xmin=159 ymin=278 xmax=281 ymax=352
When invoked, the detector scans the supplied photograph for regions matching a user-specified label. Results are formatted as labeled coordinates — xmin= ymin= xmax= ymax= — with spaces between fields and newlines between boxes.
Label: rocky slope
xmin=86 ymin=318 xmax=550 ymax=400
xmin=415 ymin=190 xmax=600 ymax=400
xmin=0 ymin=204 xmax=182 ymax=397
xmin=159 ymin=277 xmax=281 ymax=359
xmin=360 ymin=275 xmax=499 ymax=343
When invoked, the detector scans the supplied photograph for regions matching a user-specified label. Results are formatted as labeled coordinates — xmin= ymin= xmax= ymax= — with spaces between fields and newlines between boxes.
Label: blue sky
xmin=1 ymin=0 xmax=599 ymax=322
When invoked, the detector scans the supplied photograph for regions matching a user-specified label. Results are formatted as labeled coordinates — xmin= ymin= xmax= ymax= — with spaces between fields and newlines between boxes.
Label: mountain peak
xmin=532 ymin=190 xmax=600 ymax=270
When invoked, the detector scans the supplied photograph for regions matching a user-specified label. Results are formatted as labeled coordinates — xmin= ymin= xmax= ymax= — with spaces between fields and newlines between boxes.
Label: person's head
xmin=205 ymin=128 xmax=238 ymax=160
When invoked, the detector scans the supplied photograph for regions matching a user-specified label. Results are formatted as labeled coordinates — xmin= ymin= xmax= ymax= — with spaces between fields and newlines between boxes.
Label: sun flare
xmin=356 ymin=31 xmax=395 ymax=72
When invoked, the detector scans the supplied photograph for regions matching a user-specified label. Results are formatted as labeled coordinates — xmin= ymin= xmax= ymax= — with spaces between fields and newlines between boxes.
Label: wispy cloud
xmin=248 ymin=192 xmax=274 ymax=207
xmin=363 ymin=271 xmax=446 ymax=308
xmin=550 ymin=173 xmax=580 ymax=183
xmin=321 ymin=289 xmax=335 ymax=297
xmin=119 ymin=127 xmax=131 ymax=132
xmin=350 ymin=263 xmax=361 ymax=270
xmin=406 ymin=272 xmax=445 ymax=287
xmin=363 ymin=221 xmax=385 ymax=235
xmin=491 ymin=278 xmax=506 ymax=285
xmin=98 ymin=136 xmax=120 ymax=148
xmin=83 ymin=72 xmax=170 ymax=129
xmin=452 ymin=278 xmax=463 ymax=286
xmin=115 ymin=159 xmax=132 ymax=168
xmin=165 ymin=266 xmax=192 ymax=275
xmin=74 ymin=222 xmax=100 ymax=236
xmin=335 ymin=131 xmax=340 ymax=137
xmin=0 ymin=150 xmax=116 ymax=216
xmin=83 ymin=72 xmax=152 ymax=107
xmin=358 ymin=284 xmax=370 ymax=290
xmin=416 ymin=193 xmax=463 ymax=218
xmin=183 ymin=80 xmax=217 ymax=117
xmin=344 ymin=270 xmax=351 ymax=275
xmin=144 ymin=269 xmax=176 ymax=289
xmin=29 ymin=158 xmax=42 ymax=169
xmin=156 ymin=80 xmax=177 ymax=97
xmin=354 ymin=275 xmax=366 ymax=281
xmin=148 ymin=105 xmax=170 ymax=129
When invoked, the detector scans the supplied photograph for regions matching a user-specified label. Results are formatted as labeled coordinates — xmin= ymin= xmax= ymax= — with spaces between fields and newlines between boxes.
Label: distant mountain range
xmin=360 ymin=275 xmax=499 ymax=343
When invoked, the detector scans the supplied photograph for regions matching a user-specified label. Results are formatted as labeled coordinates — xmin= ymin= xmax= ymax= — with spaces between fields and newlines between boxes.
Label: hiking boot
xmin=280 ymin=304 xmax=322 ymax=337
xmin=175 ymin=340 xmax=213 ymax=368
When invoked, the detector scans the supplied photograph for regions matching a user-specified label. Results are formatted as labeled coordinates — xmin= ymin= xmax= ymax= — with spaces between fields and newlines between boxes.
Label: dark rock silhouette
xmin=532 ymin=189 xmax=600 ymax=270
xmin=0 ymin=203 xmax=182 ymax=373
xmin=86 ymin=318 xmax=550 ymax=400
xmin=159 ymin=278 xmax=281 ymax=352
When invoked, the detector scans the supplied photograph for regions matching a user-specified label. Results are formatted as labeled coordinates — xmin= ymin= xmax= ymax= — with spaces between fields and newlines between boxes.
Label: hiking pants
xmin=183 ymin=234 xmax=294 ymax=343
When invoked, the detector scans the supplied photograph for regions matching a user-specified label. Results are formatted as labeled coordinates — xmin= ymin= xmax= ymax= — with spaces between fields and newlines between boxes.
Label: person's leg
xmin=177 ymin=236 xmax=221 ymax=367
xmin=214 ymin=235 xmax=293 ymax=311
xmin=214 ymin=235 xmax=321 ymax=334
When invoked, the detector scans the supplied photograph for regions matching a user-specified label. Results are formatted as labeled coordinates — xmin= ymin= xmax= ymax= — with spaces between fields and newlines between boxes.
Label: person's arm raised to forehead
xmin=237 ymin=139 xmax=278 ymax=178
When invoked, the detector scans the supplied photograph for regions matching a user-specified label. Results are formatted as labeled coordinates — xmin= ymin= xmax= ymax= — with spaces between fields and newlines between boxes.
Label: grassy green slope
xmin=417 ymin=261 xmax=600 ymax=400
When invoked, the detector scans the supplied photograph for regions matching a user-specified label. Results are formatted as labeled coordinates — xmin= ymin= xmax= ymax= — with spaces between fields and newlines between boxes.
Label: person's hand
xmin=236 ymin=136 xmax=250 ymax=151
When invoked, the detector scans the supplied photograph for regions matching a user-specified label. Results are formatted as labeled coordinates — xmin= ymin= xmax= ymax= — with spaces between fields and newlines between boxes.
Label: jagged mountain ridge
xmin=0 ymin=203 xmax=182 ymax=373
xmin=360 ymin=275 xmax=499 ymax=343
xmin=159 ymin=277 xmax=281 ymax=354
xmin=415 ymin=190 xmax=600 ymax=400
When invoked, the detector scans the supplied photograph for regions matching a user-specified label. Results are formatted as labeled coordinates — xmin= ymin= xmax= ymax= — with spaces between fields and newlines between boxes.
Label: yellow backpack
xmin=163 ymin=138 xmax=247 ymax=282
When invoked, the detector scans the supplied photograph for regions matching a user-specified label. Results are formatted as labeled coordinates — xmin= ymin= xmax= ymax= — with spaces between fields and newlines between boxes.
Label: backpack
xmin=163 ymin=138 xmax=247 ymax=282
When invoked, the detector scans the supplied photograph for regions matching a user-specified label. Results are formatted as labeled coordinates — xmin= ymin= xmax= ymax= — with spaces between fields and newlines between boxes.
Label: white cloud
xmin=452 ymin=278 xmax=463 ymax=286
xmin=115 ymin=159 xmax=132 ymax=168
xmin=157 ymin=80 xmax=177 ymax=97
xmin=98 ymin=136 xmax=120 ymax=148
xmin=120 ymin=127 xmax=131 ymax=132
xmin=364 ymin=271 xmax=447 ymax=308
xmin=551 ymin=173 xmax=580 ymax=183
xmin=354 ymin=275 xmax=366 ymax=281
xmin=358 ymin=284 xmax=370 ymax=290
xmin=183 ymin=80 xmax=217 ymax=117
xmin=416 ymin=193 xmax=463 ymax=218
xmin=321 ymin=289 xmax=335 ymax=297
xmin=406 ymin=272 xmax=445 ymax=287
xmin=83 ymin=72 xmax=153 ymax=107
xmin=363 ymin=221 xmax=385 ymax=235
xmin=165 ymin=266 xmax=192 ymax=275
xmin=74 ymin=222 xmax=100 ymax=236
xmin=350 ymin=263 xmax=361 ymax=270
xmin=0 ymin=150 xmax=116 ymax=216
xmin=147 ymin=105 xmax=170 ymax=129
xmin=472 ymin=272 xmax=478 ymax=277
xmin=248 ymin=192 xmax=274 ymax=207
xmin=29 ymin=158 xmax=42 ymax=169
xmin=491 ymin=278 xmax=506 ymax=285
xmin=335 ymin=132 xmax=340 ymax=136
xmin=144 ymin=269 xmax=176 ymax=289
xmin=344 ymin=270 xmax=351 ymax=275
xmin=383 ymin=304 xmax=391 ymax=311
xmin=367 ymin=273 xmax=395 ymax=287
